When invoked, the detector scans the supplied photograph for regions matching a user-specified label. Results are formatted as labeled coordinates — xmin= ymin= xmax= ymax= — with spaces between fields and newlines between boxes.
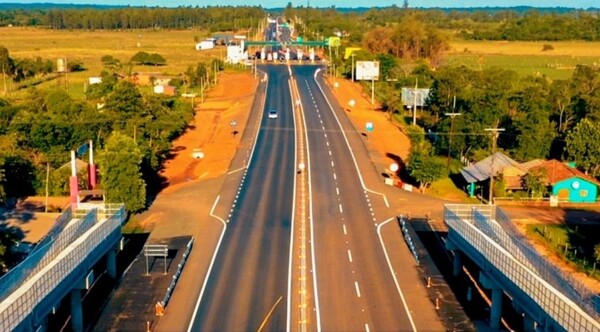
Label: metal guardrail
xmin=397 ymin=216 xmax=420 ymax=265
xmin=0 ymin=204 xmax=125 ymax=331
xmin=161 ymin=237 xmax=194 ymax=308
xmin=445 ymin=205 xmax=600 ymax=331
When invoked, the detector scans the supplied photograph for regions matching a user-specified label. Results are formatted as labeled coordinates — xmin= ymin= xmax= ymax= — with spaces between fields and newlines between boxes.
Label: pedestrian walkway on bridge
xmin=444 ymin=204 xmax=600 ymax=332
xmin=0 ymin=203 xmax=125 ymax=332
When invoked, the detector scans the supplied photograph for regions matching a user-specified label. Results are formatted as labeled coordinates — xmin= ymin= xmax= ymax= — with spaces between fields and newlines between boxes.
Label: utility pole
xmin=445 ymin=112 xmax=461 ymax=170
xmin=350 ymin=53 xmax=356 ymax=82
xmin=371 ymin=75 xmax=375 ymax=106
xmin=484 ymin=127 xmax=505 ymax=205
xmin=412 ymin=78 xmax=418 ymax=125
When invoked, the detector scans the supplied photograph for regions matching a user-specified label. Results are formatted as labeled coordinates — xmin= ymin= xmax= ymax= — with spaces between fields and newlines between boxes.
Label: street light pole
xmin=484 ymin=127 xmax=505 ymax=205
xmin=445 ymin=112 xmax=461 ymax=170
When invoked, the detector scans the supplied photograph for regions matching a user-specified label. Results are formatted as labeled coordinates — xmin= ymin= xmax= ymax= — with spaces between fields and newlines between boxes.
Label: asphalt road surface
xmin=188 ymin=64 xmax=418 ymax=331
xmin=188 ymin=65 xmax=296 ymax=331
xmin=293 ymin=65 xmax=415 ymax=331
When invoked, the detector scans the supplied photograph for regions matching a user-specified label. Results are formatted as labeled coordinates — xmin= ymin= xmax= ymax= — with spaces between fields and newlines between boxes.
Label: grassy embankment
xmin=527 ymin=223 xmax=600 ymax=281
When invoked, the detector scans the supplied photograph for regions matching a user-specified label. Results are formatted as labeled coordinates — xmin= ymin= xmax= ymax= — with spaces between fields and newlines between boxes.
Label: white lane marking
xmin=286 ymin=78 xmax=297 ymax=332
xmin=209 ymin=195 xmax=225 ymax=224
xmin=355 ymin=281 xmax=361 ymax=298
xmin=227 ymin=165 xmax=247 ymax=174
xmin=376 ymin=218 xmax=418 ymax=331
xmin=343 ymin=224 xmax=347 ymax=235
xmin=301 ymin=80 xmax=323 ymax=331
xmin=333 ymin=173 xmax=337 ymax=180
xmin=328 ymin=150 xmax=332 ymax=156
xmin=347 ymin=250 xmax=353 ymax=263
xmin=326 ymin=141 xmax=329 ymax=147
xmin=331 ymin=161 xmax=335 ymax=168
xmin=339 ymin=204 xmax=343 ymax=213
xmin=313 ymin=69 xmax=389 ymax=208
xmin=365 ymin=324 xmax=370 ymax=332
xmin=336 ymin=187 xmax=340 ymax=195
xmin=188 ymin=196 xmax=227 ymax=332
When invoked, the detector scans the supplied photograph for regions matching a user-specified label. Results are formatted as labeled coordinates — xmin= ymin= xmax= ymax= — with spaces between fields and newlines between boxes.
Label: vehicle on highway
xmin=268 ymin=110 xmax=278 ymax=119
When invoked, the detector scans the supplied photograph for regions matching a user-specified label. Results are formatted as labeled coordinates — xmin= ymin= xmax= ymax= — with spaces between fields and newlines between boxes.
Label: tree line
xmin=0 ymin=6 xmax=265 ymax=32
xmin=1 ymin=4 xmax=599 ymax=41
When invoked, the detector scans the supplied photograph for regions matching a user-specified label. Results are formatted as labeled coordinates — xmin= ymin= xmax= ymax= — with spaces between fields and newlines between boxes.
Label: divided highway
xmin=188 ymin=65 xmax=417 ymax=331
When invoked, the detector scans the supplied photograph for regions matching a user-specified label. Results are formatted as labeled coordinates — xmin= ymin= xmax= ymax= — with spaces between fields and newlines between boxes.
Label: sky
xmin=6 ymin=0 xmax=599 ymax=9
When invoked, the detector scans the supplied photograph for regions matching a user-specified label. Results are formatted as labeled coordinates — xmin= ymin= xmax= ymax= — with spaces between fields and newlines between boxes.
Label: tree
xmin=130 ymin=51 xmax=150 ymax=65
xmin=99 ymin=132 xmax=146 ymax=212
xmin=101 ymin=55 xmax=120 ymax=69
xmin=564 ymin=118 xmax=600 ymax=178
xmin=146 ymin=53 xmax=166 ymax=66
xmin=0 ymin=46 xmax=12 ymax=95
xmin=104 ymin=81 xmax=143 ymax=118
xmin=0 ymin=227 xmax=21 ymax=274
xmin=407 ymin=150 xmax=445 ymax=193
xmin=523 ymin=168 xmax=547 ymax=198
xmin=130 ymin=51 xmax=166 ymax=66
xmin=549 ymin=80 xmax=575 ymax=133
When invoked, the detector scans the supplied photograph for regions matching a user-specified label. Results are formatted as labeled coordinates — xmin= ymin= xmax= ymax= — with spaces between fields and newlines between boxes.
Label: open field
xmin=446 ymin=40 xmax=600 ymax=80
xmin=0 ymin=27 xmax=224 ymax=98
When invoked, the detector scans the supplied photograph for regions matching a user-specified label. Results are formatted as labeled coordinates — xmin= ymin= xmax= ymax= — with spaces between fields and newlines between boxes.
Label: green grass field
xmin=446 ymin=40 xmax=600 ymax=80
xmin=2 ymin=27 xmax=600 ymax=98
xmin=0 ymin=27 xmax=224 ymax=99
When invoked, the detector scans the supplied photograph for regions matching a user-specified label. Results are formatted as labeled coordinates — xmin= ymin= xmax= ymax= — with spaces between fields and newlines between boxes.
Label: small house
xmin=153 ymin=85 xmax=176 ymax=96
xmin=530 ymin=159 xmax=598 ymax=203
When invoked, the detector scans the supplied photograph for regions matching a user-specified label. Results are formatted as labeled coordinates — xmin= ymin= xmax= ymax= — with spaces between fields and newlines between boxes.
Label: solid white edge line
xmin=246 ymin=70 xmax=269 ymax=169
xmin=313 ymin=69 xmax=389 ymax=208
xmin=376 ymin=218 xmax=418 ymax=332
xmin=187 ymin=197 xmax=227 ymax=332
xmin=286 ymin=78 xmax=296 ymax=332
xmin=301 ymin=77 xmax=323 ymax=332
xmin=209 ymin=195 xmax=226 ymax=224
xmin=187 ymin=71 xmax=268 ymax=332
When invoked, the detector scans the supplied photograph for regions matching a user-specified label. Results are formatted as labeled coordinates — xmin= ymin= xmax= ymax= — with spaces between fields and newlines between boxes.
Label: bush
xmin=542 ymin=44 xmax=554 ymax=51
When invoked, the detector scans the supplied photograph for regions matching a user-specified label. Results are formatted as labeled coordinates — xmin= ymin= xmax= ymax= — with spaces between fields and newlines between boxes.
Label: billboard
xmin=355 ymin=61 xmax=379 ymax=81
xmin=401 ymin=88 xmax=430 ymax=107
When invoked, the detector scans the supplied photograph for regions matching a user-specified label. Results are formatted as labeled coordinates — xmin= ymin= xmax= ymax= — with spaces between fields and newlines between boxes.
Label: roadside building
xmin=529 ymin=159 xmax=599 ymax=203
xmin=153 ymin=85 xmax=176 ymax=96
